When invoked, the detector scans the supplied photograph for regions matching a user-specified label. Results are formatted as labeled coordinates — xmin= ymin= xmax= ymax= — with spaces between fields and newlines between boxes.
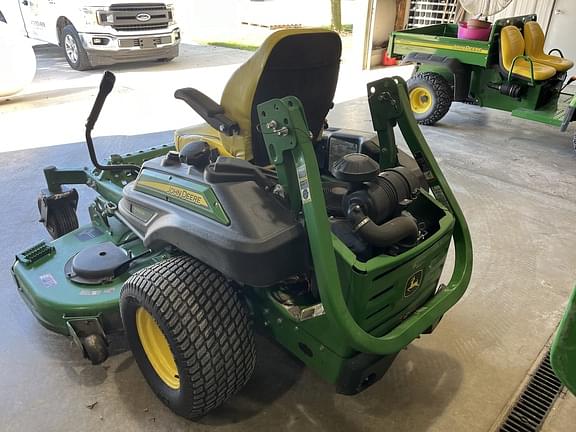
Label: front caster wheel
xmin=38 ymin=189 xmax=79 ymax=239
xmin=120 ymin=256 xmax=256 ymax=419
xmin=81 ymin=334 xmax=108 ymax=365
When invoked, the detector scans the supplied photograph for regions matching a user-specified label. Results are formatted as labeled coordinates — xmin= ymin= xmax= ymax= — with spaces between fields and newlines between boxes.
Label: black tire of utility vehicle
xmin=120 ymin=256 xmax=256 ymax=419
xmin=62 ymin=25 xmax=92 ymax=71
xmin=407 ymin=72 xmax=453 ymax=125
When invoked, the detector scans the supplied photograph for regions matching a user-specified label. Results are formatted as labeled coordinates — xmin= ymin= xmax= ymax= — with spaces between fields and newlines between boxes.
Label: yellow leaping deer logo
xmin=405 ymin=270 xmax=424 ymax=297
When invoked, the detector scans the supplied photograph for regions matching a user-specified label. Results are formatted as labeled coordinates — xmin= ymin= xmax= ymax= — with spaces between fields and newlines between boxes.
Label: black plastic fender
xmin=403 ymin=52 xmax=470 ymax=102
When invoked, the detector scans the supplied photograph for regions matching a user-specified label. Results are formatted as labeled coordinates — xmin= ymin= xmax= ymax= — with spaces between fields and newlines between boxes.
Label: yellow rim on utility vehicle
xmin=136 ymin=307 xmax=180 ymax=389
xmin=409 ymin=87 xmax=433 ymax=113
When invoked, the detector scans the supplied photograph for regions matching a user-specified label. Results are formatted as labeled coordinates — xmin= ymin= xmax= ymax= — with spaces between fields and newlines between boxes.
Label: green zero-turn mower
xmin=389 ymin=15 xmax=576 ymax=145
xmin=12 ymin=29 xmax=472 ymax=418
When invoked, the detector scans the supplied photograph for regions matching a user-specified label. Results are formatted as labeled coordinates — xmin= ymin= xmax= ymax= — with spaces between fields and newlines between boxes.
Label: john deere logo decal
xmin=405 ymin=270 xmax=423 ymax=297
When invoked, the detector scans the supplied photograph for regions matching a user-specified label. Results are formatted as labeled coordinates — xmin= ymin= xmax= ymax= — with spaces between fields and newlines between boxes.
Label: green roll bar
xmin=508 ymin=54 xmax=535 ymax=87
xmin=257 ymin=76 xmax=473 ymax=355
xmin=551 ymin=285 xmax=576 ymax=395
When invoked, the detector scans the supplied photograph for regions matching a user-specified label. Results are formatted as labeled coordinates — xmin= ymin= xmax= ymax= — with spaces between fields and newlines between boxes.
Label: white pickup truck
xmin=0 ymin=0 xmax=180 ymax=70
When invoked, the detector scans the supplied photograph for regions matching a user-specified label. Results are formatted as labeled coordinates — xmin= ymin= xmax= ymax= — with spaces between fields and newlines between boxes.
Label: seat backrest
xmin=524 ymin=21 xmax=545 ymax=57
xmin=500 ymin=25 xmax=525 ymax=71
xmin=219 ymin=29 xmax=342 ymax=165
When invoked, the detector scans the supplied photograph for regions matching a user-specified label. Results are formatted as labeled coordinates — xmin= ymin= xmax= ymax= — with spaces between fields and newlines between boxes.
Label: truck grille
xmin=109 ymin=3 xmax=171 ymax=32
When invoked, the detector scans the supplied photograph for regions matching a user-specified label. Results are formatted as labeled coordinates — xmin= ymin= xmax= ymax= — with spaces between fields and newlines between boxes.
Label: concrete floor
xmin=2 ymin=45 xmax=576 ymax=431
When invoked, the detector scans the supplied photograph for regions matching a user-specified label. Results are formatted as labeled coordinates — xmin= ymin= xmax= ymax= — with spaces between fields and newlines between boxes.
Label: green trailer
xmin=389 ymin=15 xmax=576 ymax=144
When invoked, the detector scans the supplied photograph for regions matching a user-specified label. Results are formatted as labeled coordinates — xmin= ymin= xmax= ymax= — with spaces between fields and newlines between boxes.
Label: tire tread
xmin=407 ymin=72 xmax=453 ymax=125
xmin=121 ymin=256 xmax=256 ymax=418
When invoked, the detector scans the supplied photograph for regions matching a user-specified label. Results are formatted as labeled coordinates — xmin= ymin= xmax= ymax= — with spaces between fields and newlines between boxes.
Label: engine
xmin=316 ymin=129 xmax=432 ymax=261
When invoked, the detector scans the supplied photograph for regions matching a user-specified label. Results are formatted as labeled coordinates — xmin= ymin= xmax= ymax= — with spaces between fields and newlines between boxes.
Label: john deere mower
xmin=12 ymin=29 xmax=472 ymax=418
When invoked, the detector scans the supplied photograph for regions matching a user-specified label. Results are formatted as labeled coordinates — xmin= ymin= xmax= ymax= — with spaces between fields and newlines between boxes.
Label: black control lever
xmin=86 ymin=71 xmax=116 ymax=131
xmin=85 ymin=71 xmax=140 ymax=173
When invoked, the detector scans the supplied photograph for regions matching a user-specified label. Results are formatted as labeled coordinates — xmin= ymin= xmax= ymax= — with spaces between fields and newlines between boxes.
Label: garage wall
xmin=489 ymin=0 xmax=555 ymax=33
xmin=372 ymin=0 xmax=396 ymax=46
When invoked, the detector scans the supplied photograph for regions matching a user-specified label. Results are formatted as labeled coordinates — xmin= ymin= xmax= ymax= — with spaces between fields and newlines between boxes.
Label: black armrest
xmin=174 ymin=88 xmax=240 ymax=136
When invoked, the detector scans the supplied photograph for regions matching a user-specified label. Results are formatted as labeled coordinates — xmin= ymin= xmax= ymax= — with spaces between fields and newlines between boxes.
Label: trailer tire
xmin=120 ymin=256 xmax=256 ymax=419
xmin=62 ymin=25 xmax=92 ymax=71
xmin=407 ymin=72 xmax=452 ymax=125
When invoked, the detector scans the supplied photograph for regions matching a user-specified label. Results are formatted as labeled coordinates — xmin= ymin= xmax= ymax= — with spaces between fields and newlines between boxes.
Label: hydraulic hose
xmin=348 ymin=205 xmax=418 ymax=248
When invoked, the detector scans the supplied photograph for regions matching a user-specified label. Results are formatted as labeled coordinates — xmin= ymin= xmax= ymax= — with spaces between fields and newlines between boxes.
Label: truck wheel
xmin=120 ymin=256 xmax=256 ymax=419
xmin=62 ymin=25 xmax=92 ymax=71
xmin=407 ymin=72 xmax=452 ymax=125
xmin=156 ymin=57 xmax=176 ymax=63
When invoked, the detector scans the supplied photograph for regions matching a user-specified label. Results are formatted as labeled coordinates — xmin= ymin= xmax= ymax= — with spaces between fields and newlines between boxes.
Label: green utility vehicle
xmin=551 ymin=285 xmax=576 ymax=395
xmin=389 ymin=15 xmax=576 ymax=142
xmin=12 ymin=29 xmax=472 ymax=419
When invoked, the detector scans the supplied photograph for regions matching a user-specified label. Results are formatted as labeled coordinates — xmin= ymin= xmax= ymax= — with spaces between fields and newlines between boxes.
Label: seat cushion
xmin=529 ymin=54 xmax=573 ymax=73
xmin=500 ymin=26 xmax=556 ymax=81
xmin=508 ymin=58 xmax=557 ymax=81
xmin=219 ymin=29 xmax=341 ymax=165
xmin=524 ymin=21 xmax=574 ymax=72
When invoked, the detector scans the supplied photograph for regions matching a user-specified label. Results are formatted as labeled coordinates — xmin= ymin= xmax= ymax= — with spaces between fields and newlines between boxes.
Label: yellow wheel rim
xmin=409 ymin=87 xmax=433 ymax=114
xmin=136 ymin=307 xmax=180 ymax=390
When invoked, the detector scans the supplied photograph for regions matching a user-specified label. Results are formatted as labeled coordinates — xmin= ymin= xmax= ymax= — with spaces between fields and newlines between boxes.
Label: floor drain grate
xmin=499 ymin=350 xmax=564 ymax=432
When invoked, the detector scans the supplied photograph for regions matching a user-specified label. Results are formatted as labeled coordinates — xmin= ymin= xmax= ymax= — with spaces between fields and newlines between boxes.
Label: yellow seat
xmin=524 ymin=21 xmax=573 ymax=73
xmin=499 ymin=26 xmax=556 ymax=82
xmin=175 ymin=29 xmax=341 ymax=165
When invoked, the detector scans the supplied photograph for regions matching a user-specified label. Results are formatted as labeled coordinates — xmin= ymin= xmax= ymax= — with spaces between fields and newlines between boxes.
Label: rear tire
xmin=62 ymin=25 xmax=92 ymax=71
xmin=407 ymin=72 xmax=452 ymax=125
xmin=120 ymin=256 xmax=256 ymax=419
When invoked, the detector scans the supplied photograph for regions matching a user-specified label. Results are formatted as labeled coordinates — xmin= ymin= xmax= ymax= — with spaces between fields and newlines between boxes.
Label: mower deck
xmin=12 ymin=218 xmax=171 ymax=339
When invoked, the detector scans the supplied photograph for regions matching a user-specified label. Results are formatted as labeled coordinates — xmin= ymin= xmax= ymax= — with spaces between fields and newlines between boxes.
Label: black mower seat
xmin=175 ymin=29 xmax=342 ymax=166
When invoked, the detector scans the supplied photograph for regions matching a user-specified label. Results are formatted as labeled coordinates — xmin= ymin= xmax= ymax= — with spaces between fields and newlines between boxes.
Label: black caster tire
xmin=120 ymin=256 xmax=256 ymax=419
xmin=62 ymin=25 xmax=92 ymax=71
xmin=82 ymin=334 xmax=109 ymax=365
xmin=38 ymin=197 xmax=78 ymax=239
xmin=407 ymin=72 xmax=453 ymax=125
